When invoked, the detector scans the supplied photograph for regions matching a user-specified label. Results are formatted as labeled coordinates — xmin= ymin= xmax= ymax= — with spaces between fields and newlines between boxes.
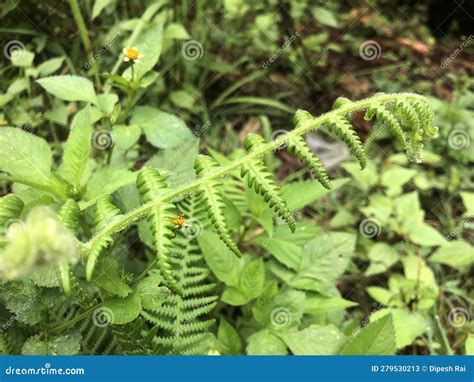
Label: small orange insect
xmin=169 ymin=213 xmax=185 ymax=229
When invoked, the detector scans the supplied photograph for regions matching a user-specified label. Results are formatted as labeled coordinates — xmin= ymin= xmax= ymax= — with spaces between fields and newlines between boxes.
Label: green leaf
xmin=222 ymin=286 xmax=250 ymax=306
xmin=103 ymin=293 xmax=142 ymax=325
xmin=136 ymin=273 xmax=171 ymax=309
xmin=342 ymin=162 xmax=378 ymax=191
xmin=0 ymin=127 xmax=52 ymax=187
xmin=164 ymin=23 xmax=190 ymax=40
xmin=246 ymin=330 xmax=287 ymax=355
xmin=372 ymin=309 xmax=428 ymax=349
xmin=339 ymin=314 xmax=396 ymax=355
xmin=84 ymin=167 xmax=136 ymax=202
xmin=466 ymin=333 xmax=474 ymax=355
xmin=112 ymin=124 xmax=142 ymax=150
xmin=277 ymin=325 xmax=345 ymax=355
xmin=216 ymin=318 xmax=242 ymax=355
xmin=312 ymin=7 xmax=338 ymax=28
xmin=92 ymin=0 xmax=115 ymax=20
xmin=199 ymin=231 xmax=245 ymax=286
xmin=61 ymin=105 xmax=92 ymax=189
xmin=130 ymin=106 xmax=193 ymax=149
xmin=239 ymin=258 xmax=265 ymax=299
xmin=281 ymin=178 xmax=349 ymax=211
xmin=11 ymin=50 xmax=34 ymax=67
xmin=290 ymin=232 xmax=356 ymax=293
xmin=37 ymin=75 xmax=97 ymax=104
xmin=122 ymin=23 xmax=163 ymax=81
xmin=365 ymin=243 xmax=399 ymax=276
xmin=460 ymin=192 xmax=474 ymax=217
xmin=430 ymin=240 xmax=474 ymax=270
xmin=96 ymin=93 xmax=119 ymax=115
xmin=22 ymin=332 xmax=82 ymax=355
xmin=406 ymin=222 xmax=447 ymax=247
xmin=37 ymin=57 xmax=65 ymax=76
xmin=92 ymin=257 xmax=132 ymax=297
xmin=305 ymin=294 xmax=358 ymax=313
xmin=381 ymin=167 xmax=416 ymax=196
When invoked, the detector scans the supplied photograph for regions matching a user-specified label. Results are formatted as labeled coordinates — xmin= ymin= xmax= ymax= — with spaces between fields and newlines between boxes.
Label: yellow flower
xmin=123 ymin=47 xmax=143 ymax=63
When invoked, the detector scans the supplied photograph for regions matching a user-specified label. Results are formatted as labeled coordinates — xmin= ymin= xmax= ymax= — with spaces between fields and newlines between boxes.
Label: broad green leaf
xmin=112 ymin=124 xmax=142 ymax=150
xmin=339 ymin=314 xmax=396 ymax=355
xmin=239 ymin=258 xmax=265 ymax=299
xmin=406 ymin=222 xmax=447 ymax=247
xmin=282 ymin=178 xmax=349 ymax=211
xmin=278 ymin=325 xmax=345 ymax=355
xmin=0 ymin=127 xmax=52 ymax=187
xmin=360 ymin=194 xmax=393 ymax=225
xmin=222 ymin=286 xmax=250 ymax=306
xmin=122 ymin=24 xmax=163 ymax=81
xmin=169 ymin=90 xmax=197 ymax=110
xmin=103 ymin=293 xmax=142 ymax=324
xmin=305 ymin=294 xmax=358 ymax=313
xmin=342 ymin=161 xmax=378 ymax=191
xmin=61 ymin=105 xmax=92 ymax=189
xmin=365 ymin=243 xmax=399 ymax=276
xmin=96 ymin=93 xmax=118 ymax=114
xmin=372 ymin=309 xmax=428 ymax=349
xmin=460 ymin=192 xmax=474 ymax=216
xmin=131 ymin=106 xmax=193 ymax=149
xmin=0 ymin=281 xmax=43 ymax=325
xmin=164 ymin=23 xmax=190 ymax=40
xmin=22 ymin=332 xmax=82 ymax=355
xmin=198 ymin=231 xmax=245 ymax=286
xmin=216 ymin=318 xmax=242 ymax=355
xmin=430 ymin=240 xmax=474 ymax=270
xmin=290 ymin=232 xmax=356 ymax=293
xmin=11 ymin=50 xmax=34 ymax=67
xmin=246 ymin=330 xmax=287 ymax=355
xmin=84 ymin=167 xmax=136 ymax=201
xmin=92 ymin=0 xmax=115 ymax=20
xmin=136 ymin=273 xmax=170 ymax=309
xmin=381 ymin=167 xmax=416 ymax=196
xmin=37 ymin=75 xmax=97 ymax=104
xmin=366 ymin=286 xmax=393 ymax=305
xmin=92 ymin=257 xmax=131 ymax=297
xmin=37 ymin=57 xmax=65 ymax=76
xmin=312 ymin=7 xmax=338 ymax=28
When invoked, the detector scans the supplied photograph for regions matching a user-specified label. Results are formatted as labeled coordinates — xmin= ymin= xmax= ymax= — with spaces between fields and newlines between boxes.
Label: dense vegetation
xmin=0 ymin=0 xmax=472 ymax=356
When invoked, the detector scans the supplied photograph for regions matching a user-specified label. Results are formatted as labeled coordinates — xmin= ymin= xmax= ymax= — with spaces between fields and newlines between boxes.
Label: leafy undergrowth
xmin=0 ymin=1 xmax=472 ymax=356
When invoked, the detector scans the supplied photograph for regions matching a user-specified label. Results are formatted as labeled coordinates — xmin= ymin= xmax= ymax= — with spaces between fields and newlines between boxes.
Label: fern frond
xmin=286 ymin=134 xmax=331 ymax=189
xmin=365 ymin=103 xmax=407 ymax=148
xmin=194 ymin=155 xmax=241 ymax=257
xmin=136 ymin=167 xmax=181 ymax=294
xmin=86 ymin=195 xmax=121 ymax=280
xmin=57 ymin=199 xmax=80 ymax=296
xmin=241 ymin=134 xmax=296 ymax=231
xmin=141 ymin=195 xmax=217 ymax=355
xmin=327 ymin=114 xmax=366 ymax=169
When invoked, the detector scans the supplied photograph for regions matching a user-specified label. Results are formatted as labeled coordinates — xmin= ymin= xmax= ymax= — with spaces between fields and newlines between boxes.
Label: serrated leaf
xmin=216 ymin=318 xmax=242 ymax=355
xmin=339 ymin=314 xmax=396 ymax=355
xmin=246 ymin=330 xmax=287 ymax=355
xmin=430 ymin=240 xmax=474 ymax=269
xmin=37 ymin=75 xmax=97 ymax=104
xmin=103 ymin=293 xmax=142 ymax=324
xmin=137 ymin=273 xmax=171 ymax=309
xmin=239 ymin=258 xmax=265 ymax=299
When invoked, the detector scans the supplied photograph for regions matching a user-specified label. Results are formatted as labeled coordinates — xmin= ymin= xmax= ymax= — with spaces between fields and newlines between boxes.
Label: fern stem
xmin=82 ymin=93 xmax=428 ymax=252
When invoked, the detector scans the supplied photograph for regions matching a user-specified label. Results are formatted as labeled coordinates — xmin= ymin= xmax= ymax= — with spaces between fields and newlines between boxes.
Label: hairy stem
xmin=83 ymin=93 xmax=427 ymax=251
